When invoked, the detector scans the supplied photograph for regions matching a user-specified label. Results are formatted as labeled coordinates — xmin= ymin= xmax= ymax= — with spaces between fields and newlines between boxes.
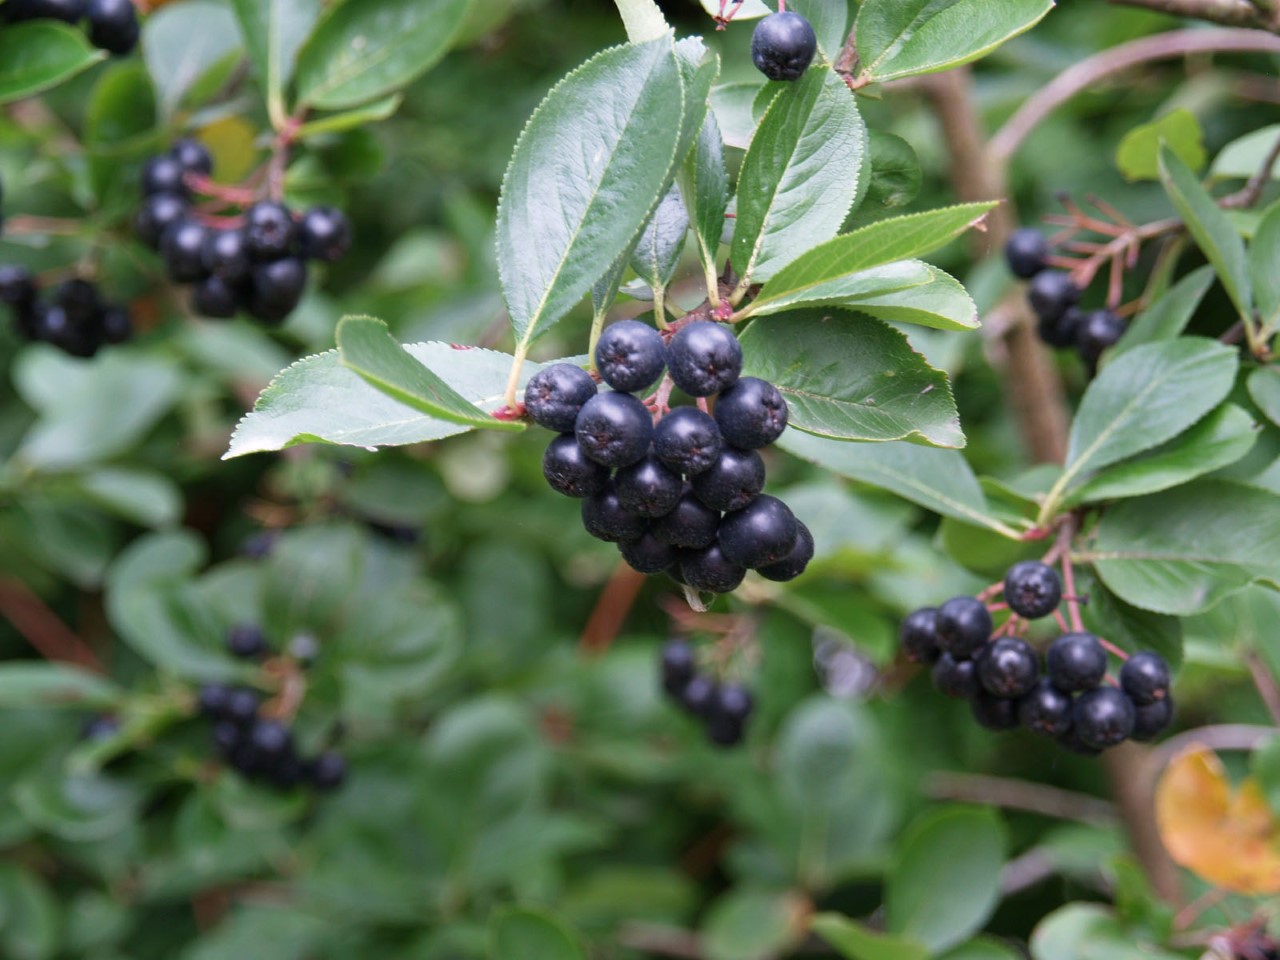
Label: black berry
xmin=161 ymin=220 xmax=211 ymax=283
xmin=227 ymin=624 xmax=267 ymax=659
xmin=714 ymin=376 xmax=788 ymax=449
xmin=224 ymin=687 xmax=260 ymax=725
xmin=309 ymin=751 xmax=347 ymax=791
xmin=750 ymin=11 xmax=817 ymax=82
xmin=1119 ymin=651 xmax=1170 ymax=706
xmin=298 ymin=207 xmax=352 ymax=263
xmin=1046 ymin=632 xmax=1107 ymax=692
xmin=679 ymin=675 xmax=717 ymax=717
xmin=653 ymin=406 xmax=723 ymax=476
xmin=197 ymin=683 xmax=230 ymax=718
xmin=1073 ymin=686 xmax=1135 ymax=749
xmin=717 ymin=494 xmax=798 ymax=570
xmin=581 ymin=485 xmax=646 ymax=543
xmin=244 ymin=202 xmax=297 ymax=260
xmin=6 ymin=0 xmax=85 ymax=24
xmin=247 ymin=717 xmax=293 ymax=761
xmin=203 ymin=228 xmax=250 ymax=282
xmin=666 ymin=321 xmax=742 ymax=397
xmin=86 ymin=0 xmax=139 ymax=55
xmin=1076 ymin=309 xmax=1126 ymax=369
xmin=1027 ymin=270 xmax=1079 ymax=323
xmin=100 ymin=305 xmax=131 ymax=343
xmin=620 ymin=533 xmax=677 ymax=574
xmin=756 ymin=520 xmax=813 ymax=582
xmin=932 ymin=653 xmax=978 ymax=699
xmin=970 ymin=690 xmax=1020 ymax=731
xmin=134 ymin=193 xmax=190 ymax=248
xmin=651 ymin=489 xmax=720 ymax=549
xmin=574 ymin=392 xmax=653 ymax=468
xmin=935 ymin=596 xmax=992 ymax=660
xmin=141 ymin=155 xmax=188 ymax=198
xmin=690 ymin=446 xmax=764 ymax=513
xmin=706 ymin=715 xmax=745 ymax=747
xmin=249 ymin=257 xmax=308 ymax=314
xmin=192 ymin=276 xmax=241 ymax=319
xmin=1130 ymin=696 xmax=1174 ymax=742
xmin=1003 ymin=560 xmax=1062 ymax=619
xmin=211 ymin=720 xmax=240 ymax=755
xmin=170 ymin=137 xmax=213 ymax=176
xmin=900 ymin=607 xmax=941 ymax=664
xmin=1018 ymin=680 xmax=1074 ymax=737
xmin=977 ymin=637 xmax=1039 ymax=699
xmin=542 ymin=434 xmax=609 ymax=498
xmin=1005 ymin=228 xmax=1049 ymax=279
xmin=615 ymin=455 xmax=683 ymax=518
xmin=679 ymin=543 xmax=746 ymax=594
xmin=660 ymin=638 xmax=696 ymax=696
xmin=0 ymin=264 xmax=36 ymax=313
xmin=594 ymin=319 xmax=666 ymax=393
xmin=524 ymin=363 xmax=598 ymax=433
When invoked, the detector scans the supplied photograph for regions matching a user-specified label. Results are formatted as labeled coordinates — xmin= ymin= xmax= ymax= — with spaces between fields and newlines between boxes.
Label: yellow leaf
xmin=1156 ymin=744 xmax=1280 ymax=894
xmin=197 ymin=116 xmax=259 ymax=185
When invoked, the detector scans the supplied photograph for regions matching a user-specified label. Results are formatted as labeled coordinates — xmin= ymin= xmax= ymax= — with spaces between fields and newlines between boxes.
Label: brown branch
xmin=1221 ymin=130 xmax=1280 ymax=208
xmin=1106 ymin=0 xmax=1280 ymax=31
xmin=1102 ymin=745 xmax=1182 ymax=903
xmin=1244 ymin=650 xmax=1280 ymax=725
xmin=926 ymin=771 xmax=1118 ymax=824
xmin=0 ymin=577 xmax=105 ymax=673
xmin=989 ymin=29 xmax=1280 ymax=165
xmin=577 ymin=561 xmax=646 ymax=655
xmin=1147 ymin=724 xmax=1277 ymax=771
xmin=617 ymin=922 xmax=705 ymax=959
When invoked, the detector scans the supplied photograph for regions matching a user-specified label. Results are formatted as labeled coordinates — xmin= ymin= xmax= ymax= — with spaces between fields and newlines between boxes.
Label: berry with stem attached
xmin=1003 ymin=560 xmax=1062 ymax=619
xmin=714 ymin=376 xmax=788 ymax=449
xmin=134 ymin=193 xmax=190 ymax=248
xmin=1076 ymin=309 xmax=1126 ymax=369
xmin=935 ymin=596 xmax=992 ymax=660
xmin=1046 ymin=632 xmax=1107 ymax=692
xmin=524 ymin=363 xmax=598 ymax=433
xmin=298 ymin=207 xmax=352 ymax=263
xmin=750 ymin=11 xmax=817 ymax=82
xmin=1074 ymin=686 xmax=1135 ymax=749
xmin=1005 ymin=228 xmax=1049 ymax=279
xmin=161 ymin=220 xmax=210 ymax=283
xmin=977 ymin=637 xmax=1040 ymax=699
xmin=1119 ymin=651 xmax=1171 ymax=706
xmin=142 ymin=156 xmax=188 ymax=198
xmin=542 ymin=434 xmax=609 ymax=498
xmin=170 ymin=138 xmax=213 ymax=176
xmin=244 ymin=202 xmax=298 ymax=260
xmin=717 ymin=494 xmax=798 ymax=570
xmin=204 ymin=228 xmax=251 ymax=282
xmin=900 ymin=607 xmax=941 ymax=664
xmin=666 ymin=321 xmax=742 ymax=397
xmin=1027 ymin=270 xmax=1080 ymax=322
xmin=594 ymin=319 xmax=666 ymax=393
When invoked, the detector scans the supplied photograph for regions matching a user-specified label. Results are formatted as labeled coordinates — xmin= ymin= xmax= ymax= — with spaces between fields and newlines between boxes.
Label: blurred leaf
xmin=703 ymin=890 xmax=805 ymax=960
xmin=1115 ymin=110 xmax=1204 ymax=181
xmin=809 ymin=913 xmax=929 ymax=960
xmin=940 ymin=938 xmax=1024 ymax=960
xmin=1113 ymin=265 xmax=1214 ymax=354
xmin=1252 ymin=736 xmax=1280 ymax=817
xmin=74 ymin=467 xmax=183 ymax=528
xmin=614 ymin=0 xmax=668 ymax=43
xmin=181 ymin=907 xmax=332 ymax=960
xmin=488 ymin=907 xmax=585 ymax=960
xmin=711 ymin=80 xmax=765 ymax=151
xmin=0 ymin=21 xmax=104 ymax=104
xmin=1250 ymin=201 xmax=1280 ymax=328
xmin=0 ymin=864 xmax=60 ymax=960
xmin=854 ymin=0 xmax=1052 ymax=83
xmin=295 ymin=95 xmax=402 ymax=139
xmin=1029 ymin=904 xmax=1183 ymax=960
xmin=789 ymin=0 xmax=850 ymax=61
xmin=731 ymin=68 xmax=865 ymax=284
xmin=1210 ymin=124 xmax=1280 ymax=182
xmin=143 ymin=1 xmax=243 ymax=117
xmin=12 ymin=772 xmax=141 ymax=843
xmin=740 ymin=310 xmax=962 ymax=447
xmin=229 ymin=0 xmax=318 ymax=112
xmin=294 ymin=0 xmax=473 ymax=110
xmin=0 ymin=664 xmax=119 ymax=710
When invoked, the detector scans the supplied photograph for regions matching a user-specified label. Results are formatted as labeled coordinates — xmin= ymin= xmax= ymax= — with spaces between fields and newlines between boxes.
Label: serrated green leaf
xmin=229 ymin=0 xmax=318 ymax=115
xmin=498 ymin=36 xmax=685 ymax=353
xmin=1091 ymin=480 xmax=1280 ymax=615
xmin=790 ymin=0 xmax=851 ymax=61
xmin=1210 ymin=124 xmax=1280 ymax=182
xmin=336 ymin=316 xmax=520 ymax=431
xmin=749 ymin=203 xmax=995 ymax=317
xmin=845 ymin=262 xmax=978 ymax=330
xmin=630 ymin=186 xmax=689 ymax=292
xmin=1249 ymin=366 xmax=1280 ymax=428
xmin=886 ymin=807 xmax=1006 ymax=952
xmin=0 ymin=665 xmax=119 ymax=710
xmin=681 ymin=110 xmax=730 ymax=280
xmin=293 ymin=0 xmax=473 ymax=110
xmin=854 ymin=0 xmax=1053 ymax=83
xmin=1158 ymin=145 xmax=1252 ymax=322
xmin=488 ymin=907 xmax=585 ymax=960
xmin=0 ymin=21 xmax=105 ymax=104
xmin=1113 ymin=265 xmax=1213 ymax=355
xmin=810 ymin=914 xmax=929 ymax=960
xmin=1250 ymin=201 xmax=1280 ymax=329
xmin=731 ymin=68 xmax=866 ymax=285
xmin=739 ymin=309 xmax=963 ymax=447
xmin=864 ymin=130 xmax=922 ymax=212
xmin=1068 ymin=403 xmax=1259 ymax=504
xmin=142 ymin=1 xmax=241 ymax=117
xmin=1115 ymin=109 xmax=1205 ymax=182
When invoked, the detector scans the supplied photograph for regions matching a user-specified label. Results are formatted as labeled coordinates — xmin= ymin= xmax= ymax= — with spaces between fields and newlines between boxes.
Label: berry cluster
xmin=195 ymin=624 xmax=345 ymax=792
xmin=135 ymin=140 xmax=350 ymax=326
xmin=901 ymin=561 xmax=1174 ymax=754
xmin=0 ymin=269 xmax=131 ymax=356
xmin=659 ymin=639 xmax=754 ymax=747
xmin=1005 ymin=228 xmax=1126 ymax=372
xmin=750 ymin=10 xmax=817 ymax=82
xmin=2 ymin=0 xmax=139 ymax=55
xmin=526 ymin=319 xmax=812 ymax=594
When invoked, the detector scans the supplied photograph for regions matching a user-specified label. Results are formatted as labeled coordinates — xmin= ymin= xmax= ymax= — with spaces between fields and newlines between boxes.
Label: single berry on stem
xmin=1027 ymin=270 xmax=1080 ymax=322
xmin=750 ymin=11 xmax=817 ymax=82
xmin=666 ymin=321 xmax=742 ymax=397
xmin=615 ymin=455 xmax=684 ymax=518
xmin=134 ymin=193 xmax=190 ymax=248
xmin=170 ymin=137 xmax=214 ymax=176
xmin=581 ymin=485 xmax=646 ymax=544
xmin=899 ymin=607 xmax=941 ymax=664
xmin=1003 ymin=560 xmax=1062 ymax=619
xmin=653 ymin=406 xmax=723 ymax=476
xmin=204 ymin=228 xmax=251 ymax=282
xmin=1119 ymin=651 xmax=1170 ymax=706
xmin=244 ymin=202 xmax=298 ymax=260
xmin=679 ymin=674 xmax=718 ymax=717
xmin=141 ymin=156 xmax=188 ymax=198
xmin=594 ymin=319 xmax=667 ymax=393
xmin=1076 ymin=309 xmax=1126 ymax=370
xmin=1018 ymin=680 xmax=1074 ymax=737
xmin=542 ymin=434 xmax=609 ymax=498
xmin=1073 ymin=686 xmax=1135 ymax=749
xmin=309 ymin=751 xmax=347 ymax=791
xmin=714 ymin=376 xmax=788 ymax=449
xmin=935 ymin=596 xmax=992 ymax=660
xmin=717 ymin=494 xmax=798 ymax=570
xmin=524 ymin=363 xmax=598 ymax=433
xmin=1005 ymin=228 xmax=1049 ymax=279
xmin=298 ymin=207 xmax=352 ymax=263
xmin=161 ymin=220 xmax=211 ymax=283
xmin=690 ymin=446 xmax=764 ymax=513
xmin=977 ymin=636 xmax=1040 ymax=699
xmin=1046 ymin=632 xmax=1107 ymax=692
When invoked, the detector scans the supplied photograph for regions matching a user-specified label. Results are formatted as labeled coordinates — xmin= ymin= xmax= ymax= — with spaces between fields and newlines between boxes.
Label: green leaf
xmin=630 ymin=186 xmax=689 ymax=292
xmin=885 ymin=806 xmax=1006 ymax=953
xmin=1158 ymin=145 xmax=1252 ymax=321
xmin=1115 ymin=109 xmax=1205 ymax=182
xmin=336 ymin=316 xmax=520 ymax=431
xmin=1250 ymin=201 xmax=1280 ymax=328
xmin=0 ymin=865 xmax=60 ymax=960
xmin=847 ymin=263 xmax=978 ymax=331
xmin=864 ymin=130 xmax=923 ymax=212
xmin=295 ymin=95 xmax=403 ymax=139
xmin=74 ymin=467 xmax=184 ymax=528
xmin=142 ymin=0 xmax=242 ymax=117
xmin=1054 ymin=338 xmax=1239 ymax=498
xmin=294 ymin=0 xmax=474 ymax=110
xmin=1251 ymin=735 xmax=1280 ymax=816
xmin=1249 ymin=366 xmax=1280 ymax=428
xmin=1092 ymin=480 xmax=1280 ymax=615
xmin=488 ymin=908 xmax=585 ymax=960
xmin=1068 ymin=403 xmax=1259 ymax=504
xmin=497 ymin=36 xmax=686 ymax=353
xmin=710 ymin=80 xmax=766 ymax=151
xmin=731 ymin=68 xmax=866 ymax=285
xmin=614 ymin=0 xmax=668 ymax=43
xmin=1210 ymin=124 xmax=1280 ymax=182
xmin=1081 ymin=575 xmax=1183 ymax=671
xmin=703 ymin=890 xmax=803 ymax=960
xmin=680 ymin=111 xmax=729 ymax=280
xmin=0 ymin=21 xmax=104 ymax=104
xmin=226 ymin=343 xmax=561 ymax=458
xmin=809 ymin=913 xmax=929 ymax=960
xmin=0 ymin=665 xmax=119 ymax=710
xmin=1112 ymin=265 xmax=1214 ymax=355
xmin=749 ymin=202 xmax=996 ymax=317
xmin=1030 ymin=903 xmax=1185 ymax=960
xmin=738 ymin=310 xmax=963 ymax=448
xmin=778 ymin=431 xmax=1020 ymax=537
xmin=229 ymin=0 xmax=318 ymax=113
xmin=854 ymin=0 xmax=1053 ymax=83
xmin=940 ymin=939 xmax=1024 ymax=960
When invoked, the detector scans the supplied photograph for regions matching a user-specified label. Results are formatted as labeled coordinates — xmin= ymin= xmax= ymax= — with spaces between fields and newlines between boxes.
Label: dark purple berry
xmin=248 ymin=717 xmax=292 ymax=760
xmin=667 ymin=321 xmax=742 ymax=397
xmin=750 ymin=11 xmax=817 ymax=82
xmin=713 ymin=377 xmax=788 ymax=449
xmin=970 ymin=690 xmax=1020 ymax=731
xmin=1027 ymin=270 xmax=1079 ymax=323
xmin=211 ymin=720 xmax=240 ymax=754
xmin=679 ymin=675 xmax=717 ymax=717
xmin=1119 ymin=651 xmax=1171 ymax=706
xmin=197 ymin=683 xmax=230 ymax=718
xmin=203 ymin=228 xmax=250 ymax=282
xmin=1130 ymin=696 xmax=1174 ymax=742
xmin=227 ymin=624 xmax=267 ymax=660
xmin=85 ymin=0 xmax=138 ymax=55
xmin=653 ymin=406 xmax=723 ymax=476
xmin=5 ymin=0 xmax=86 ymax=23
xmin=134 ymin=193 xmax=190 ymax=248
xmin=581 ymin=484 xmax=646 ymax=543
xmin=1057 ymin=726 xmax=1102 ymax=757
xmin=615 ymin=455 xmax=683 ymax=518
xmin=141 ymin=155 xmax=187 ymax=198
xmin=660 ymin=638 xmax=696 ymax=696
xmin=192 ymin=276 xmax=241 ymax=319
xmin=298 ymin=207 xmax=351 ymax=263
xmin=714 ymin=683 xmax=753 ymax=723
xmin=706 ymin=716 xmax=745 ymax=747
xmin=542 ymin=434 xmax=609 ymax=498
xmin=524 ymin=363 xmax=598 ymax=433
xmin=679 ymin=544 xmax=746 ymax=594
xmin=594 ymin=319 xmax=666 ymax=393
xmin=1003 ymin=561 xmax=1062 ymax=619
xmin=756 ymin=520 xmax=814 ymax=582
xmin=574 ymin=392 xmax=653 ymax=468
xmin=170 ymin=137 xmax=213 ymax=176
xmin=309 ymin=751 xmax=347 ymax=790
xmin=690 ymin=446 xmax=764 ymax=513
xmin=0 ymin=265 xmax=36 ymax=313
xmin=249 ymin=258 xmax=307 ymax=321
xmin=244 ymin=202 xmax=297 ymax=260
xmin=1046 ymin=632 xmax=1107 ymax=692
xmin=1039 ymin=305 xmax=1082 ymax=349
xmin=935 ymin=596 xmax=992 ymax=660
xmin=620 ymin=533 xmax=677 ymax=575
xmin=1005 ymin=228 xmax=1049 ymax=279
xmin=1073 ymin=686 xmax=1135 ymax=749
xmin=899 ymin=607 xmax=941 ymax=664
xmin=100 ymin=305 xmax=131 ymax=343
xmin=932 ymin=653 xmax=978 ymax=699
xmin=161 ymin=220 xmax=210 ymax=283
xmin=651 ymin=489 xmax=720 ymax=549
xmin=224 ymin=688 xmax=260 ymax=725
xmin=1018 ymin=680 xmax=1074 ymax=737
xmin=1076 ymin=309 xmax=1126 ymax=369
xmin=717 ymin=494 xmax=798 ymax=570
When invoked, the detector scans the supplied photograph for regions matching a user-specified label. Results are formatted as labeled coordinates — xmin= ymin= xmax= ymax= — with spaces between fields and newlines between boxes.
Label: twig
xmin=0 ymin=577 xmax=105 ymax=673
xmin=1244 ymin=650 xmax=1280 ymax=725
xmin=1106 ymin=0 xmax=1280 ymax=31
xmin=617 ymin=922 xmax=705 ymax=959
xmin=925 ymin=771 xmax=1118 ymax=824
xmin=1148 ymin=724 xmax=1278 ymax=775
xmin=1221 ymin=130 xmax=1280 ymax=208
xmin=578 ymin=561 xmax=646 ymax=654
xmin=1001 ymin=848 xmax=1066 ymax=896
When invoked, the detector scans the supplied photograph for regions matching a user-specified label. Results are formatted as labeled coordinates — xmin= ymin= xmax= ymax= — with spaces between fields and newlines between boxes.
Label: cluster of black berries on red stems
xmin=901 ymin=560 xmax=1174 ymax=754
xmin=135 ymin=140 xmax=350 ymax=325
xmin=660 ymin=638 xmax=754 ymax=747
xmin=1005 ymin=228 xmax=1127 ymax=373
xmin=1 ymin=0 xmax=139 ymax=55
xmin=195 ymin=623 xmax=345 ymax=792
xmin=526 ymin=319 xmax=812 ymax=594
xmin=750 ymin=10 xmax=817 ymax=81
xmin=0 ymin=269 xmax=132 ymax=356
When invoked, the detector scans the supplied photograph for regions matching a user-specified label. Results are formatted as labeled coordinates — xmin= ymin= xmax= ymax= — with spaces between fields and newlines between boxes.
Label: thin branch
xmin=1106 ymin=0 xmax=1280 ymax=31
xmin=577 ymin=560 xmax=646 ymax=655
xmin=925 ymin=771 xmax=1118 ymax=824
xmin=1147 ymin=724 xmax=1277 ymax=772
xmin=1243 ymin=651 xmax=1280 ymax=725
xmin=0 ymin=577 xmax=105 ymax=673
xmin=1221 ymin=130 xmax=1280 ymax=208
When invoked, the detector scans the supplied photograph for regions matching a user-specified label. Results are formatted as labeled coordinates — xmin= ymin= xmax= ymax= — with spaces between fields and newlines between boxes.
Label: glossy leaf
xmin=854 ymin=0 xmax=1053 ymax=83
xmin=294 ymin=0 xmax=474 ymax=110
xmin=614 ymin=0 xmax=668 ymax=43
xmin=844 ymin=263 xmax=978 ymax=331
xmin=809 ymin=913 xmax=929 ymax=960
xmin=488 ymin=907 xmax=585 ymax=960
xmin=1159 ymin=145 xmax=1252 ymax=321
xmin=1250 ymin=201 xmax=1280 ymax=328
xmin=1210 ymin=124 xmax=1280 ymax=182
xmin=229 ymin=0 xmax=319 ymax=109
xmin=497 ymin=36 xmax=685 ymax=352
xmin=296 ymin=96 xmax=403 ymax=140
xmin=739 ymin=310 xmax=963 ymax=448
xmin=731 ymin=68 xmax=865 ymax=284
xmin=1092 ymin=480 xmax=1280 ymax=615
xmin=143 ymin=1 xmax=242 ymax=117
xmin=1113 ymin=265 xmax=1213 ymax=354
xmin=1249 ymin=366 xmax=1280 ymax=428
xmin=864 ymin=130 xmax=923 ymax=212
xmin=0 ymin=665 xmax=119 ymax=710
xmin=681 ymin=111 xmax=730 ymax=278
xmin=0 ymin=21 xmax=104 ymax=105
xmin=630 ymin=186 xmax=689 ymax=292
xmin=1115 ymin=109 xmax=1204 ymax=182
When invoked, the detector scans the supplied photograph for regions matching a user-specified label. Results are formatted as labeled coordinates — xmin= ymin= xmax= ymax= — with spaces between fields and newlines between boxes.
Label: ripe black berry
xmin=574 ymin=392 xmax=653 ymax=468
xmin=679 ymin=543 xmax=746 ymax=594
xmin=227 ymin=624 xmax=267 ymax=659
xmin=620 ymin=532 xmax=677 ymax=574
xmin=525 ymin=363 xmax=598 ymax=433
xmin=706 ymin=715 xmax=745 ymax=747
xmin=899 ymin=607 xmax=941 ymax=664
xmin=1003 ymin=560 xmax=1062 ymax=619
xmin=977 ymin=637 xmax=1039 ymax=699
xmin=170 ymin=137 xmax=213 ymax=176
xmin=542 ymin=433 xmax=609 ymax=498
xmin=298 ymin=207 xmax=351 ymax=263
xmin=932 ymin=653 xmax=978 ymax=699
xmin=309 ymin=751 xmax=347 ymax=791
xmin=1038 ymin=305 xmax=1082 ymax=349
xmin=211 ymin=720 xmax=240 ymax=755
xmin=690 ymin=446 xmax=764 ymax=513
xmin=1005 ymin=228 xmax=1049 ymax=279
xmin=1027 ymin=270 xmax=1079 ymax=322
xmin=203 ymin=228 xmax=250 ymax=282
xmin=615 ymin=455 xmax=683 ymax=518
xmin=0 ymin=264 xmax=36 ymax=312
xmin=756 ymin=520 xmax=813 ymax=582
xmin=1130 ymin=696 xmax=1174 ymax=742
xmin=141 ymin=155 xmax=188 ymax=198
xmin=660 ymin=638 xmax=696 ymax=696
xmin=581 ymin=485 xmax=646 ymax=543
xmin=717 ymin=494 xmax=798 ymax=570
xmin=134 ymin=193 xmax=190 ymax=248
xmin=250 ymin=257 xmax=308 ymax=313
xmin=715 ymin=683 xmax=754 ymax=722
xmin=100 ymin=305 xmax=131 ymax=343
xmin=1076 ymin=309 xmax=1126 ymax=369
xmin=970 ymin=690 xmax=1020 ymax=731
xmin=247 ymin=717 xmax=293 ymax=761
xmin=86 ymin=0 xmax=139 ymax=55
xmin=161 ymin=220 xmax=211 ymax=283
xmin=714 ymin=376 xmax=788 ymax=449
xmin=594 ymin=319 xmax=666 ymax=393
xmin=1018 ymin=680 xmax=1074 ymax=737
xmin=1046 ymin=632 xmax=1107 ymax=692
xmin=192 ymin=276 xmax=241 ymax=319
xmin=39 ymin=304 xmax=100 ymax=358
xmin=679 ymin=675 xmax=717 ymax=717
xmin=935 ymin=596 xmax=992 ymax=660
xmin=1057 ymin=727 xmax=1102 ymax=757
xmin=224 ymin=687 xmax=260 ymax=725
xmin=1073 ymin=686 xmax=1135 ymax=749
xmin=244 ymin=202 xmax=297 ymax=260
xmin=667 ymin=321 xmax=742 ymax=397
xmin=651 ymin=489 xmax=720 ymax=549
xmin=197 ymin=683 xmax=230 ymax=717
xmin=653 ymin=406 xmax=722 ymax=476
xmin=1119 ymin=651 xmax=1170 ymax=706
xmin=56 ymin=279 xmax=99 ymax=327
xmin=750 ymin=11 xmax=817 ymax=82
